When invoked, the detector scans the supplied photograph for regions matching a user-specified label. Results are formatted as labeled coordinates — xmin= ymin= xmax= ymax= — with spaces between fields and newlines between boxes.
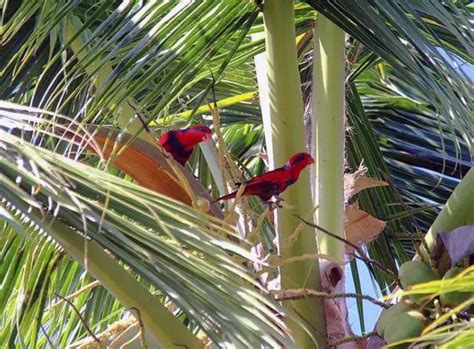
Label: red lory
xmin=159 ymin=124 xmax=212 ymax=165
xmin=214 ymin=152 xmax=314 ymax=203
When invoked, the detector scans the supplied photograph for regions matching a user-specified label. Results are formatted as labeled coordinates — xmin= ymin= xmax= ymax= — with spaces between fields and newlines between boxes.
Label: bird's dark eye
xmin=295 ymin=154 xmax=305 ymax=162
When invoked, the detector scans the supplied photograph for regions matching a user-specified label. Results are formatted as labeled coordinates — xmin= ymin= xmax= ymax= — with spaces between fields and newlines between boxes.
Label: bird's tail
xmin=212 ymin=191 xmax=237 ymax=203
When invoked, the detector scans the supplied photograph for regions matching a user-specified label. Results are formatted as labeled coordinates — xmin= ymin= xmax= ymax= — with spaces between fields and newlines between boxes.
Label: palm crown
xmin=1 ymin=1 xmax=472 ymax=348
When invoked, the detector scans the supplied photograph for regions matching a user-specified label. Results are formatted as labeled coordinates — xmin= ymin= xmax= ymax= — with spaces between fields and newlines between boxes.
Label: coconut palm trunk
xmin=261 ymin=1 xmax=325 ymax=347
xmin=313 ymin=14 xmax=346 ymax=263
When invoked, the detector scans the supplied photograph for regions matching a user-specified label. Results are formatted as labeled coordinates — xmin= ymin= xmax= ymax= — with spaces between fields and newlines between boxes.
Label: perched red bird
xmin=214 ymin=152 xmax=315 ymax=202
xmin=159 ymin=124 xmax=212 ymax=165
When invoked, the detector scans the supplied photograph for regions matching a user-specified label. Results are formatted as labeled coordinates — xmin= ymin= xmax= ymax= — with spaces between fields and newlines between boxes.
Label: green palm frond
xmin=0 ymin=106 xmax=297 ymax=348
xmin=356 ymin=67 xmax=471 ymax=228
xmin=0 ymin=225 xmax=122 ymax=348
xmin=305 ymin=0 xmax=473 ymax=147
xmin=2 ymin=1 xmax=262 ymax=124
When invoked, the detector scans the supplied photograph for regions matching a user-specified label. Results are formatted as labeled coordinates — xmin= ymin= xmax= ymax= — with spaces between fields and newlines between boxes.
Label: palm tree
xmin=1 ymin=1 xmax=472 ymax=348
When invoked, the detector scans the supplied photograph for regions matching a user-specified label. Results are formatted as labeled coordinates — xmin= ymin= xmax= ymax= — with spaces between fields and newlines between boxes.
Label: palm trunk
xmin=312 ymin=13 xmax=346 ymax=347
xmin=313 ymin=14 xmax=346 ymax=263
xmin=262 ymin=1 xmax=325 ymax=347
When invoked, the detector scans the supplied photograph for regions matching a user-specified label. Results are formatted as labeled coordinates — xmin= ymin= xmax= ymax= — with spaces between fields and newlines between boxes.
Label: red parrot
xmin=214 ymin=152 xmax=315 ymax=202
xmin=159 ymin=124 xmax=212 ymax=165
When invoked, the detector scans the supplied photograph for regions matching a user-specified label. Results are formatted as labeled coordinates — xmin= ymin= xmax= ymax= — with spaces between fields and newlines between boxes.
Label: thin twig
xmin=282 ymin=205 xmax=319 ymax=251
xmin=40 ymin=324 xmax=54 ymax=348
xmin=295 ymin=215 xmax=358 ymax=254
xmin=55 ymin=293 xmax=101 ymax=346
xmin=48 ymin=280 xmax=100 ymax=310
xmin=134 ymin=110 xmax=152 ymax=134
xmin=272 ymin=289 xmax=389 ymax=309
xmin=293 ymin=308 xmax=327 ymax=346
xmin=327 ymin=331 xmax=377 ymax=347
xmin=129 ymin=307 xmax=148 ymax=349
xmin=209 ymin=69 xmax=218 ymax=109
xmin=295 ymin=215 xmax=400 ymax=284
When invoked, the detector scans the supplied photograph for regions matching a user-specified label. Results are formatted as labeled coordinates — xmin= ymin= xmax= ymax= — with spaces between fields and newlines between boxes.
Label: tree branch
xmin=327 ymin=331 xmax=377 ymax=347
xmin=272 ymin=289 xmax=389 ymax=309
xmin=296 ymin=214 xmax=400 ymax=284
xmin=55 ymin=293 xmax=101 ymax=346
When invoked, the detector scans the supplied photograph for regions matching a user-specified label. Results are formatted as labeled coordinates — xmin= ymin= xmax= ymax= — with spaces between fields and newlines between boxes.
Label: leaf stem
xmin=296 ymin=215 xmax=400 ymax=284
xmin=55 ymin=292 xmax=102 ymax=346
xmin=273 ymin=289 xmax=389 ymax=309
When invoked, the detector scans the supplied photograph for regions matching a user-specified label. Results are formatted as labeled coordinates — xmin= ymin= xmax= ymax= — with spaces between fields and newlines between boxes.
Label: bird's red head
xmin=180 ymin=124 xmax=212 ymax=147
xmin=286 ymin=152 xmax=315 ymax=168
xmin=285 ymin=152 xmax=314 ymax=181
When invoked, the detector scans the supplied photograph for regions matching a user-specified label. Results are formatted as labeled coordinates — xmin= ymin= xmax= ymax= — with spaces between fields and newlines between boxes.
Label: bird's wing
xmin=242 ymin=180 xmax=281 ymax=197
xmin=214 ymin=180 xmax=280 ymax=202
xmin=247 ymin=167 xmax=291 ymax=186
xmin=214 ymin=168 xmax=291 ymax=202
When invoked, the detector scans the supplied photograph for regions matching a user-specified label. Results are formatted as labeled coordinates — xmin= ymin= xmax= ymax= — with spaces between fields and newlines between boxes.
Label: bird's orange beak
xmin=202 ymin=133 xmax=212 ymax=142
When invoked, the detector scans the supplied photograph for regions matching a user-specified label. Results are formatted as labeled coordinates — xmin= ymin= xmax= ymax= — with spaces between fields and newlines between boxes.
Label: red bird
xmin=159 ymin=124 xmax=212 ymax=165
xmin=214 ymin=152 xmax=315 ymax=202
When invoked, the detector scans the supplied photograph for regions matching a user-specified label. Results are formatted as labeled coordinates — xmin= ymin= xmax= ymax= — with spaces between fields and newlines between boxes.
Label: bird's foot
xmin=266 ymin=196 xmax=284 ymax=211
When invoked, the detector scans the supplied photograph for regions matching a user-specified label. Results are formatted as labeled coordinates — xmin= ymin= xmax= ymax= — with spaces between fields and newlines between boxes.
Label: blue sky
xmin=346 ymin=260 xmax=383 ymax=335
